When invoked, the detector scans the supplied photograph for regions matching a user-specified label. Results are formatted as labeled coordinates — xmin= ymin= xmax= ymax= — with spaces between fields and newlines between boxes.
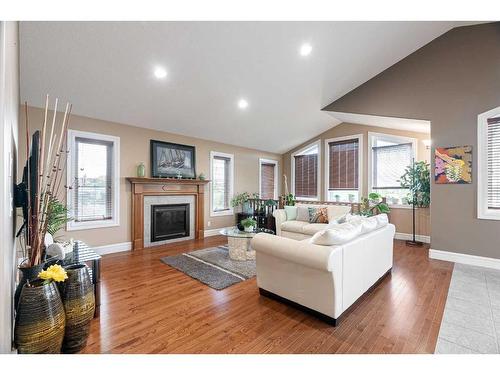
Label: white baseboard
xmin=395 ymin=232 xmax=431 ymax=244
xmin=204 ymin=226 xmax=234 ymax=237
xmin=429 ymin=248 xmax=500 ymax=270
xmin=93 ymin=242 xmax=132 ymax=255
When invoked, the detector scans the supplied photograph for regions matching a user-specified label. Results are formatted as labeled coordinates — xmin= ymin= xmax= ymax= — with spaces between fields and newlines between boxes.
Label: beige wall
xmin=282 ymin=122 xmax=431 ymax=236
xmin=19 ymin=106 xmax=282 ymax=247
xmin=324 ymin=22 xmax=500 ymax=258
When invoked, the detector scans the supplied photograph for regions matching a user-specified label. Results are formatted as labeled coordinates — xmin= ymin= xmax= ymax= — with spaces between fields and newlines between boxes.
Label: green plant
xmin=399 ymin=161 xmax=431 ymax=208
xmin=283 ymin=193 xmax=295 ymax=206
xmin=360 ymin=193 xmax=390 ymax=217
xmin=46 ymin=197 xmax=72 ymax=237
xmin=230 ymin=192 xmax=251 ymax=210
xmin=241 ymin=217 xmax=257 ymax=228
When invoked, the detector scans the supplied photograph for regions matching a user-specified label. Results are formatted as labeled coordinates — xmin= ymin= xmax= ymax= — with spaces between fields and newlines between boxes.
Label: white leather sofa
xmin=251 ymin=218 xmax=395 ymax=326
xmin=273 ymin=204 xmax=352 ymax=240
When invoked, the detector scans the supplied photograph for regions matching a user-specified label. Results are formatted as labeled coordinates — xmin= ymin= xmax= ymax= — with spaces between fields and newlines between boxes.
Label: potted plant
xmin=360 ymin=193 xmax=390 ymax=217
xmin=283 ymin=193 xmax=296 ymax=207
xmin=231 ymin=192 xmax=251 ymax=213
xmin=334 ymin=194 xmax=340 ymax=202
xmin=241 ymin=217 xmax=257 ymax=232
xmin=348 ymin=193 xmax=355 ymax=203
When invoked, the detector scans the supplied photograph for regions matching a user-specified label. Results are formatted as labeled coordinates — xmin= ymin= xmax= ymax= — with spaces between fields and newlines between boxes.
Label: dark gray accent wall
xmin=323 ymin=22 xmax=500 ymax=259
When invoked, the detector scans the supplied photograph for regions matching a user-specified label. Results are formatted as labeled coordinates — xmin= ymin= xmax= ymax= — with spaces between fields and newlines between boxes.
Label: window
xmin=67 ymin=130 xmax=120 ymax=230
xmin=478 ymin=107 xmax=500 ymax=220
xmin=325 ymin=135 xmax=362 ymax=203
xmin=368 ymin=132 xmax=417 ymax=206
xmin=259 ymin=159 xmax=278 ymax=199
xmin=291 ymin=141 xmax=320 ymax=200
xmin=210 ymin=151 xmax=234 ymax=216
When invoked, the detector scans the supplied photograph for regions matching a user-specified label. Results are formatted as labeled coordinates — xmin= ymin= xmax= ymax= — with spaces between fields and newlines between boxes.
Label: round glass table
xmin=219 ymin=227 xmax=274 ymax=261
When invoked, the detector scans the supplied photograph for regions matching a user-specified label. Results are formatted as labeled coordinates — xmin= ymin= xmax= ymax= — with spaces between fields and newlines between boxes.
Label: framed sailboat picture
xmin=150 ymin=140 xmax=196 ymax=178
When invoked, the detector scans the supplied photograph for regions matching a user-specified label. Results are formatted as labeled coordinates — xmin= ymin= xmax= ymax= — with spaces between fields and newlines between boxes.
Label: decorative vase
xmin=244 ymin=226 xmax=254 ymax=233
xmin=14 ymin=280 xmax=66 ymax=353
xmin=137 ymin=162 xmax=145 ymax=178
xmin=59 ymin=264 xmax=95 ymax=353
xmin=14 ymin=263 xmax=45 ymax=311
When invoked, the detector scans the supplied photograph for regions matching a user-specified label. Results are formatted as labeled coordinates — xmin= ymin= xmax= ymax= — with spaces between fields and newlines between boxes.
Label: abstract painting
xmin=434 ymin=145 xmax=472 ymax=184
xmin=150 ymin=140 xmax=196 ymax=178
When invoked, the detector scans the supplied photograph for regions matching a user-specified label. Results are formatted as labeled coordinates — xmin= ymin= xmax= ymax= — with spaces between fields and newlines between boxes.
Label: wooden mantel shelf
xmin=127 ymin=177 xmax=210 ymax=250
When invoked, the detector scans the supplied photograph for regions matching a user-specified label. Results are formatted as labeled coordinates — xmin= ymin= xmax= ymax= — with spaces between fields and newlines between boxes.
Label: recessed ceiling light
xmin=299 ymin=43 xmax=312 ymax=57
xmin=154 ymin=66 xmax=167 ymax=79
xmin=237 ymin=99 xmax=249 ymax=110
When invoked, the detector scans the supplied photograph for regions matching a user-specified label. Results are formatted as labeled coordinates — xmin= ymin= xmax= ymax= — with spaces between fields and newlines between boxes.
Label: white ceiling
xmin=19 ymin=21 xmax=470 ymax=154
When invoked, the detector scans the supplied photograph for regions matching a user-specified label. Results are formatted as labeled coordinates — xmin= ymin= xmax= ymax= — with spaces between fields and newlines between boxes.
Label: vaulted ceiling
xmin=20 ymin=21 xmax=473 ymax=153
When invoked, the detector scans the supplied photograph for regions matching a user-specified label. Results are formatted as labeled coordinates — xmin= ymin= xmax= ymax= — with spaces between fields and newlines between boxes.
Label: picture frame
xmin=434 ymin=145 xmax=472 ymax=184
xmin=150 ymin=140 xmax=196 ymax=178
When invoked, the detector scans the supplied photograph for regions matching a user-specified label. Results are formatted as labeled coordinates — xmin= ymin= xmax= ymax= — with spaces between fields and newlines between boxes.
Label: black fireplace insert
xmin=151 ymin=203 xmax=190 ymax=242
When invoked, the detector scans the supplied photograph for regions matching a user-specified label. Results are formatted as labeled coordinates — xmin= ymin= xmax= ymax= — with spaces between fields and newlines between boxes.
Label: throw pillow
xmin=308 ymin=207 xmax=329 ymax=223
xmin=296 ymin=206 xmax=310 ymax=222
xmin=310 ymin=222 xmax=362 ymax=246
xmin=284 ymin=206 xmax=298 ymax=221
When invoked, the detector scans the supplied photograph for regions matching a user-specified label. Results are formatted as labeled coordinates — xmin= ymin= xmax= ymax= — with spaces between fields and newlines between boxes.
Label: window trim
xmin=209 ymin=151 xmax=234 ymax=217
xmin=66 ymin=130 xmax=120 ymax=231
xmin=478 ymin=107 xmax=500 ymax=220
xmin=367 ymin=132 xmax=417 ymax=208
xmin=324 ymin=134 xmax=363 ymax=203
xmin=291 ymin=140 xmax=321 ymax=201
xmin=259 ymin=158 xmax=279 ymax=200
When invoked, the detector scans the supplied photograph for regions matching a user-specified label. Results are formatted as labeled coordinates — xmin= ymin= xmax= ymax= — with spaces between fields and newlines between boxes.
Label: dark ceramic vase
xmin=14 ymin=263 xmax=44 ymax=311
xmin=59 ymin=264 xmax=95 ymax=353
xmin=14 ymin=280 xmax=66 ymax=353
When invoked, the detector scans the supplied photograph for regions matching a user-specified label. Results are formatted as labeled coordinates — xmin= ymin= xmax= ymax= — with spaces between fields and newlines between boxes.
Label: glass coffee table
xmin=219 ymin=227 xmax=274 ymax=261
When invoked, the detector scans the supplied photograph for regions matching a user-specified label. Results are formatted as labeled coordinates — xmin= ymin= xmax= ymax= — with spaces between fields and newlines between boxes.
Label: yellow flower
xmin=38 ymin=264 xmax=68 ymax=282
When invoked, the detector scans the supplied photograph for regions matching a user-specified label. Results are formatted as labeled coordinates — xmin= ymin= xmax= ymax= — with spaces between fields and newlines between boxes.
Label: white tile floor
xmin=435 ymin=263 xmax=500 ymax=354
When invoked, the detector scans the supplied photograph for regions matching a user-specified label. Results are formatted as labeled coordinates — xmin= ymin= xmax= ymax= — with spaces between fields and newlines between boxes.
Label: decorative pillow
xmin=348 ymin=214 xmax=386 ymax=234
xmin=310 ymin=222 xmax=362 ymax=246
xmin=296 ymin=206 xmax=310 ymax=222
xmin=284 ymin=206 xmax=298 ymax=221
xmin=308 ymin=207 xmax=329 ymax=223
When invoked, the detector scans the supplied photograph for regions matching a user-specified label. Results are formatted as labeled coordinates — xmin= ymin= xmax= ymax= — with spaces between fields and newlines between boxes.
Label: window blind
xmin=372 ymin=142 xmax=412 ymax=189
xmin=260 ymin=163 xmax=276 ymax=199
xmin=328 ymin=139 xmax=359 ymax=190
xmin=294 ymin=154 xmax=317 ymax=198
xmin=73 ymin=137 xmax=113 ymax=222
xmin=487 ymin=116 xmax=500 ymax=209
xmin=212 ymin=155 xmax=230 ymax=211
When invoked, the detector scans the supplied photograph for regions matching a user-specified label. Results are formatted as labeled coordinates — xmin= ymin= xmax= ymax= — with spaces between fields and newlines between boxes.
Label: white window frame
xmin=66 ymin=130 xmax=120 ymax=231
xmin=210 ymin=151 xmax=234 ymax=217
xmin=478 ymin=106 xmax=500 ymax=220
xmin=259 ymin=158 xmax=279 ymax=200
xmin=324 ymin=134 xmax=363 ymax=203
xmin=291 ymin=140 xmax=321 ymax=201
xmin=367 ymin=132 xmax=417 ymax=208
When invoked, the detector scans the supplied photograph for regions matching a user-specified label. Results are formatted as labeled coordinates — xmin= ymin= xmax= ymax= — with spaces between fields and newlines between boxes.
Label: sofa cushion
xmin=284 ymin=206 xmax=298 ymax=221
xmin=310 ymin=222 xmax=362 ymax=246
xmin=308 ymin=207 xmax=329 ymax=223
xmin=327 ymin=205 xmax=352 ymax=222
xmin=281 ymin=220 xmax=309 ymax=233
xmin=302 ymin=223 xmax=329 ymax=236
xmin=296 ymin=206 xmax=310 ymax=222
xmin=348 ymin=215 xmax=378 ymax=234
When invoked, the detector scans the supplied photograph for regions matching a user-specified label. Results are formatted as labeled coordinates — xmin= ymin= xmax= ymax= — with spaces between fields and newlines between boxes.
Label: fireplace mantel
xmin=127 ymin=177 xmax=210 ymax=250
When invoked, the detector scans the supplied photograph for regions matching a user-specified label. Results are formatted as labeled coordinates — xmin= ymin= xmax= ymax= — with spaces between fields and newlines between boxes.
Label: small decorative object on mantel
xmin=136 ymin=161 xmax=146 ymax=178
xmin=150 ymin=140 xmax=196 ymax=178
xmin=434 ymin=145 xmax=472 ymax=184
xmin=198 ymin=173 xmax=206 ymax=180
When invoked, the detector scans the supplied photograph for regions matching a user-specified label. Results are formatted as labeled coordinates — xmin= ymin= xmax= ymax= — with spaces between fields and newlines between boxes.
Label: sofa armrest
xmin=251 ymin=233 xmax=340 ymax=272
xmin=272 ymin=209 xmax=287 ymax=236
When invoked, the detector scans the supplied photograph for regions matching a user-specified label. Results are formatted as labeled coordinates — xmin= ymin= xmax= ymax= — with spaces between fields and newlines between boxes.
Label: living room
xmin=1 ymin=1 xmax=500 ymax=372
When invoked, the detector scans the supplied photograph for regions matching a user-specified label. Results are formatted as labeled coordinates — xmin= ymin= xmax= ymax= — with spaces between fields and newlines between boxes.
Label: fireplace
xmin=151 ymin=203 xmax=190 ymax=242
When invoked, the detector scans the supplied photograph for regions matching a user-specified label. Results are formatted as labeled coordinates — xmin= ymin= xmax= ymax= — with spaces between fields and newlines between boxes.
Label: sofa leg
xmin=259 ymin=288 xmax=337 ymax=326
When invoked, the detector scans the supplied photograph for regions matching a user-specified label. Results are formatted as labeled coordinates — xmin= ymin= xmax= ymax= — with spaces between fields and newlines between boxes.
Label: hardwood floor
xmin=81 ymin=237 xmax=453 ymax=354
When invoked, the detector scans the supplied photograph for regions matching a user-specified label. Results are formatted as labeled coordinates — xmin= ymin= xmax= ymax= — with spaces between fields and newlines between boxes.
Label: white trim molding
xmin=204 ymin=226 xmax=234 ymax=237
xmin=394 ymin=232 xmax=430 ymax=244
xmin=429 ymin=248 xmax=500 ymax=270
xmin=324 ymin=134 xmax=363 ymax=203
xmin=66 ymin=129 xmax=121 ymax=231
xmin=209 ymin=151 xmax=234 ymax=217
xmin=477 ymin=106 xmax=500 ymax=220
xmin=291 ymin=139 xmax=321 ymax=201
xmin=259 ymin=158 xmax=279 ymax=199
xmin=93 ymin=242 xmax=132 ymax=256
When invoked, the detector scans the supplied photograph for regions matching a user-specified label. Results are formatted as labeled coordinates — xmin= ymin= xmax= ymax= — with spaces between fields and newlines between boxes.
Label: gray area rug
xmin=435 ymin=263 xmax=500 ymax=354
xmin=161 ymin=246 xmax=256 ymax=290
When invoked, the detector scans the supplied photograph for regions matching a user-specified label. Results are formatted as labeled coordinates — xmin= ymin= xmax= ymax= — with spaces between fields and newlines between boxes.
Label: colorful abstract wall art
xmin=434 ymin=146 xmax=472 ymax=184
